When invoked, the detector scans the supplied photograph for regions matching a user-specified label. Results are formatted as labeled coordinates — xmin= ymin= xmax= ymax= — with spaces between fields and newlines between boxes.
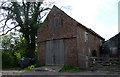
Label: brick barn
xmin=37 ymin=5 xmax=104 ymax=69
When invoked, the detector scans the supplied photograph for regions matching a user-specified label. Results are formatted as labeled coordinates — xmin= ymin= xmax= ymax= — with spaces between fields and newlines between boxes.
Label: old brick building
xmin=37 ymin=5 xmax=104 ymax=69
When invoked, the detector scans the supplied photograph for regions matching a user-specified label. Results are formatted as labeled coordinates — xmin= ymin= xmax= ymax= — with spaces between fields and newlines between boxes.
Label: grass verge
xmin=59 ymin=64 xmax=85 ymax=72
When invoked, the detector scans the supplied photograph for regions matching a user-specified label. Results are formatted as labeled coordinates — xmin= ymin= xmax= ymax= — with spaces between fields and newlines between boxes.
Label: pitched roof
xmin=45 ymin=5 xmax=105 ymax=40
xmin=108 ymin=32 xmax=120 ymax=41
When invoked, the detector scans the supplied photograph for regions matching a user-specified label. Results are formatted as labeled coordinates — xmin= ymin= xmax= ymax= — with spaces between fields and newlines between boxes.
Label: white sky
xmin=46 ymin=0 xmax=119 ymax=40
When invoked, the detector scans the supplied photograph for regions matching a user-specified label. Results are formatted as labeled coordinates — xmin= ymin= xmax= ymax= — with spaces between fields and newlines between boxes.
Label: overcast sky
xmin=46 ymin=0 xmax=119 ymax=40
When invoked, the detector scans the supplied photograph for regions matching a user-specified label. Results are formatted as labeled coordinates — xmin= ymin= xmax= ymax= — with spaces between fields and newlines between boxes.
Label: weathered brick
xmin=37 ymin=5 xmax=104 ymax=68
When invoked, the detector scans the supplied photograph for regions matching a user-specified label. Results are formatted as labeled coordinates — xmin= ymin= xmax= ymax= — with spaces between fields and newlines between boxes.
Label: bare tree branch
xmin=0 ymin=26 xmax=4 ymax=29
xmin=3 ymin=17 xmax=9 ymax=34
xmin=40 ymin=12 xmax=47 ymax=20
xmin=0 ymin=18 xmax=7 ymax=22
xmin=0 ymin=25 xmax=19 ymax=36
xmin=1 ymin=6 xmax=12 ymax=11
xmin=39 ymin=7 xmax=51 ymax=14
xmin=0 ymin=13 xmax=5 ymax=16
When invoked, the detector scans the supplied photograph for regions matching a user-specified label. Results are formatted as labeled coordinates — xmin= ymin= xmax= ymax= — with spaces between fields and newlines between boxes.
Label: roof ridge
xmin=46 ymin=5 xmax=105 ymax=40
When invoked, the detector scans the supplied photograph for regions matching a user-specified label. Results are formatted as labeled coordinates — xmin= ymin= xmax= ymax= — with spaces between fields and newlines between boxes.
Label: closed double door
xmin=45 ymin=39 xmax=64 ymax=65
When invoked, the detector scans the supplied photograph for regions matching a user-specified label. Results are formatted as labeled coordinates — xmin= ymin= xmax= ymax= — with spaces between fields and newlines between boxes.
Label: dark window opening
xmin=92 ymin=50 xmax=97 ymax=57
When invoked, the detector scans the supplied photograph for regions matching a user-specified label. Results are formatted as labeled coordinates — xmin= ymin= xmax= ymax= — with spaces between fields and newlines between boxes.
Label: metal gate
xmin=45 ymin=39 xmax=64 ymax=65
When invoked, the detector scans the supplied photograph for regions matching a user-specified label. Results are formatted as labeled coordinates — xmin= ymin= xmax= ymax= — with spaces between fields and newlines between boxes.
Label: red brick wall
xmin=77 ymin=26 xmax=104 ymax=57
xmin=37 ymin=6 xmax=77 ymax=42
xmin=38 ymin=42 xmax=45 ymax=64
xmin=64 ymin=38 xmax=78 ymax=66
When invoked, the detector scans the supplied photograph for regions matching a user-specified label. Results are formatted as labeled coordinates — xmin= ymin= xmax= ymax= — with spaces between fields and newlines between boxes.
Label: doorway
xmin=45 ymin=39 xmax=64 ymax=65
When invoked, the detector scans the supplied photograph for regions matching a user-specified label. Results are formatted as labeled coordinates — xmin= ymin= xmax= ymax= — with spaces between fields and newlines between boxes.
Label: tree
xmin=0 ymin=1 xmax=52 ymax=58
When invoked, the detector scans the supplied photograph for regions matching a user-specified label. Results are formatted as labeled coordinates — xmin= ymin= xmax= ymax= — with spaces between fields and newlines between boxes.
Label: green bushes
xmin=60 ymin=64 xmax=85 ymax=72
xmin=1 ymin=33 xmax=22 ymax=69
xmin=1 ymin=33 xmax=38 ymax=69
xmin=2 ymin=52 xmax=18 ymax=68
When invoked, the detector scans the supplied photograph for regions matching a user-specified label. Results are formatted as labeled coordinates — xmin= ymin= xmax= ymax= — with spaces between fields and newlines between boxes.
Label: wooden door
xmin=45 ymin=39 xmax=64 ymax=65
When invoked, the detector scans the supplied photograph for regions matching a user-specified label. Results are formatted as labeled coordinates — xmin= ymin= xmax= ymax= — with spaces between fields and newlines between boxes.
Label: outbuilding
xmin=102 ymin=32 xmax=120 ymax=57
xmin=37 ymin=5 xmax=104 ymax=69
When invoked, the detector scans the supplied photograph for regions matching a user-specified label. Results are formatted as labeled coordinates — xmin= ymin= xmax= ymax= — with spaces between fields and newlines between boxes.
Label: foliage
xmin=1 ymin=32 xmax=40 ymax=69
xmin=0 ymin=1 xmax=52 ymax=58
xmin=34 ymin=62 xmax=45 ymax=67
xmin=24 ymin=65 xmax=35 ymax=70
xmin=1 ymin=32 xmax=28 ymax=68
xmin=2 ymin=51 xmax=17 ymax=69
xmin=60 ymin=64 xmax=85 ymax=72
xmin=24 ymin=62 xmax=44 ymax=70
xmin=0 ymin=1 xmax=54 ymax=69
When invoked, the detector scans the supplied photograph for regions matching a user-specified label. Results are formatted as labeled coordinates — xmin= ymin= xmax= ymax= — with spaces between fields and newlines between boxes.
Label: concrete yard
xmin=2 ymin=65 xmax=120 ymax=77
xmin=31 ymin=65 xmax=63 ymax=72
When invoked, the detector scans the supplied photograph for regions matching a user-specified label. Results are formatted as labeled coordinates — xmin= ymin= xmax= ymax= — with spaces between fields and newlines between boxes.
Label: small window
xmin=100 ymin=40 xmax=102 ymax=46
xmin=88 ymin=48 xmax=91 ymax=56
xmin=84 ymin=31 xmax=88 ymax=42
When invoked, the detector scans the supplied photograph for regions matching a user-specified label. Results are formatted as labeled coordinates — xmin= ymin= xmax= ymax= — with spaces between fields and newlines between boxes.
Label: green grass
xmin=59 ymin=64 xmax=85 ymax=72
xmin=107 ymin=71 xmax=115 ymax=75
xmin=24 ymin=62 xmax=44 ymax=71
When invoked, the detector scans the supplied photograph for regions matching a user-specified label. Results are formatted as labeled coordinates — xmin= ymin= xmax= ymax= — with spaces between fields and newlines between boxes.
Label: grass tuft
xmin=24 ymin=62 xmax=44 ymax=71
xmin=60 ymin=64 xmax=85 ymax=72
